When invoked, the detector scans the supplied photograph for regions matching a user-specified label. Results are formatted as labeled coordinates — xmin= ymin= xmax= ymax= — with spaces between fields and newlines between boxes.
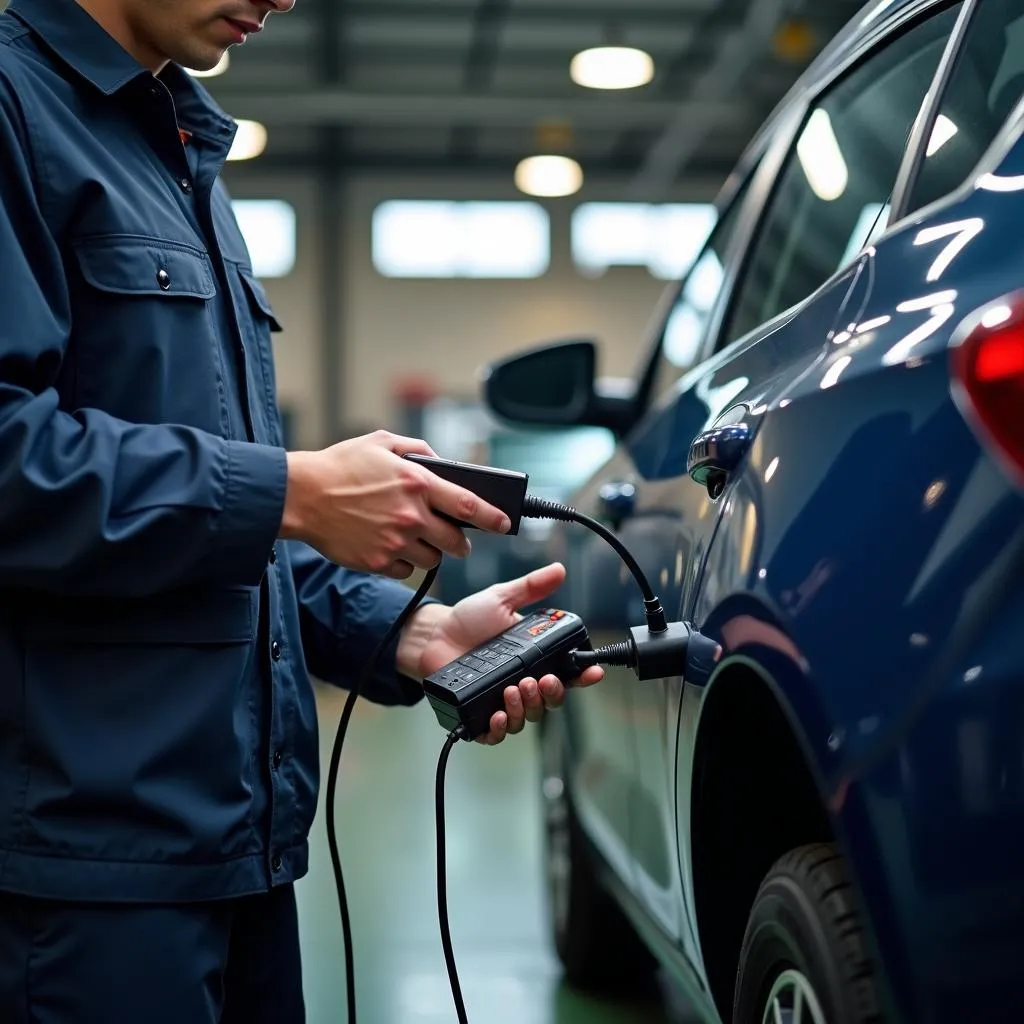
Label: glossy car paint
xmin=495 ymin=1 xmax=1024 ymax=1022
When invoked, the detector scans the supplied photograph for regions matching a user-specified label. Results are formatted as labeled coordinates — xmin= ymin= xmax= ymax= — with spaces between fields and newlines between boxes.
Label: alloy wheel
xmin=761 ymin=968 xmax=828 ymax=1024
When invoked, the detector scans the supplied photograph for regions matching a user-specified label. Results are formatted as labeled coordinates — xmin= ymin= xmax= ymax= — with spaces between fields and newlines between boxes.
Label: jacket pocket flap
xmin=19 ymin=586 xmax=257 ymax=645
xmin=74 ymin=236 xmax=217 ymax=300
xmin=239 ymin=268 xmax=283 ymax=331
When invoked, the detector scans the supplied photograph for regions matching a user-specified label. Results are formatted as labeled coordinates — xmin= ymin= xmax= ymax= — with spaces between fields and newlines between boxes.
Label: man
xmin=0 ymin=0 xmax=604 ymax=1020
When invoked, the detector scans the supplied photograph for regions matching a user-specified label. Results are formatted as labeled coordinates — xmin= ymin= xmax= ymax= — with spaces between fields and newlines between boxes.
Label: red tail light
xmin=950 ymin=290 xmax=1024 ymax=485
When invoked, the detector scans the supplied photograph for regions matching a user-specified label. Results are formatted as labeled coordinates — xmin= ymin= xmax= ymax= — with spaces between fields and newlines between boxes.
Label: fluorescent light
xmin=926 ymin=114 xmax=958 ymax=156
xmin=570 ymin=46 xmax=654 ymax=90
xmin=227 ymin=120 xmax=268 ymax=161
xmin=797 ymin=108 xmax=848 ymax=201
xmin=371 ymin=201 xmax=550 ymax=279
xmin=514 ymin=155 xmax=583 ymax=198
xmin=187 ymin=51 xmax=230 ymax=78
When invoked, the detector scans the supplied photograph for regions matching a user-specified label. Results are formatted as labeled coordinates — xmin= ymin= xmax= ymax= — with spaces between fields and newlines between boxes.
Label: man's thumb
xmin=496 ymin=562 xmax=566 ymax=609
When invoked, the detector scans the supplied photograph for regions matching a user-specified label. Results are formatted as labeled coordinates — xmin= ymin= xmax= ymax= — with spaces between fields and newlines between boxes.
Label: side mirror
xmin=481 ymin=339 xmax=635 ymax=436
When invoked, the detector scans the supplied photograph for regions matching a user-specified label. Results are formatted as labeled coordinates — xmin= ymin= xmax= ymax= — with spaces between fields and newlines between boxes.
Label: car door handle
xmin=598 ymin=480 xmax=637 ymax=526
xmin=687 ymin=423 xmax=751 ymax=498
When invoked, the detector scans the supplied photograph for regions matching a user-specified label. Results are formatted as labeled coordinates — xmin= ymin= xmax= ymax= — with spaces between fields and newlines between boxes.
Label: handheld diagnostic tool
xmin=403 ymin=453 xmax=529 ymax=535
xmin=423 ymin=608 xmax=591 ymax=739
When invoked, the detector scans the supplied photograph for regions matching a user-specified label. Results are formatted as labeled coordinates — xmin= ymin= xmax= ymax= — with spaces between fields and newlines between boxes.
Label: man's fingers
xmin=576 ymin=666 xmax=604 ymax=688
xmin=538 ymin=675 xmax=565 ymax=709
xmin=477 ymin=710 xmax=508 ymax=745
xmin=420 ymin=515 xmax=472 ymax=559
xmin=492 ymin=563 xmax=566 ymax=613
xmin=427 ymin=477 xmax=511 ymax=535
xmin=519 ymin=678 xmax=545 ymax=723
xmin=382 ymin=433 xmax=437 ymax=458
xmin=504 ymin=686 xmax=526 ymax=735
xmin=382 ymin=559 xmax=415 ymax=580
xmin=402 ymin=539 xmax=445 ymax=571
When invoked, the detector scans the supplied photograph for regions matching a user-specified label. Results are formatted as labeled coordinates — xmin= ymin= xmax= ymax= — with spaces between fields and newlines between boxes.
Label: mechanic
xmin=0 ymin=0 xmax=605 ymax=1020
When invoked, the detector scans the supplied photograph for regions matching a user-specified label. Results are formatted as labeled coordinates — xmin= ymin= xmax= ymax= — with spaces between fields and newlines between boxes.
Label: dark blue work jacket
xmin=0 ymin=0 xmax=426 ymax=902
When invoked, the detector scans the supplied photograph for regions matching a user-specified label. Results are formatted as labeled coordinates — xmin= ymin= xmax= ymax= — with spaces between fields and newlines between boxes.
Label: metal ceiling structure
xmin=210 ymin=0 xmax=869 ymax=194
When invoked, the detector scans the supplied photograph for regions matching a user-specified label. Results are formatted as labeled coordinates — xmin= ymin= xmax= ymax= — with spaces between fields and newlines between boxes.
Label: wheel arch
xmin=687 ymin=645 xmax=839 ymax=1021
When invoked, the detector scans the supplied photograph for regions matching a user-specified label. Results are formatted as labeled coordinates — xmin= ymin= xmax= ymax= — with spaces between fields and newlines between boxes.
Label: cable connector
xmin=572 ymin=621 xmax=693 ymax=681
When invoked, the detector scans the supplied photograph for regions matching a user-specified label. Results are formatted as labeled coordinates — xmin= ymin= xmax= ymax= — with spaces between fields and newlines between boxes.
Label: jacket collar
xmin=7 ymin=0 xmax=237 ymax=143
xmin=8 ymin=0 xmax=150 ymax=95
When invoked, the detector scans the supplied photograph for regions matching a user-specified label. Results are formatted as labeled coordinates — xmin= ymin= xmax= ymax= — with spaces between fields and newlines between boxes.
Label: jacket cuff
xmin=355 ymin=581 xmax=442 ymax=706
xmin=209 ymin=440 xmax=288 ymax=584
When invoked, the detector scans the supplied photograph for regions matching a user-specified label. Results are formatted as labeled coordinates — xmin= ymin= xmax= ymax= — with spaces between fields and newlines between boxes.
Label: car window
xmin=650 ymin=176 xmax=752 ymax=400
xmin=906 ymin=0 xmax=1024 ymax=215
xmin=722 ymin=2 xmax=963 ymax=347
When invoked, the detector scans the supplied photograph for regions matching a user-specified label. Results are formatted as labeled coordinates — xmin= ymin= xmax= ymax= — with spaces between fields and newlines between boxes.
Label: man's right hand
xmin=277 ymin=430 xmax=512 ymax=579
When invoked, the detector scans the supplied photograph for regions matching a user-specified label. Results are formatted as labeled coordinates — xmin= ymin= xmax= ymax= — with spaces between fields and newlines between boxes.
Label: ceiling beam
xmin=207 ymin=88 xmax=744 ymax=130
xmin=223 ymin=150 xmax=735 ymax=179
xmin=336 ymin=1 xmax=737 ymax=28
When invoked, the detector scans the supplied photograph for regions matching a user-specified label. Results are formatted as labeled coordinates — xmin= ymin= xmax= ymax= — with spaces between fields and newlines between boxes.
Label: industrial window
xmin=371 ymin=201 xmax=550 ymax=279
xmin=232 ymin=199 xmax=297 ymax=278
xmin=723 ymin=2 xmax=963 ymax=346
xmin=571 ymin=202 xmax=717 ymax=280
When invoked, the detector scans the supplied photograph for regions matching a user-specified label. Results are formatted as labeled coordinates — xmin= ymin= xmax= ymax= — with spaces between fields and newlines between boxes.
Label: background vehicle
xmin=479 ymin=0 xmax=1024 ymax=1021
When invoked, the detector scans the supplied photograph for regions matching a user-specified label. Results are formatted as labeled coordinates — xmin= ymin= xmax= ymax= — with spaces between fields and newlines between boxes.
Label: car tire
xmin=733 ymin=842 xmax=883 ymax=1024
xmin=540 ymin=716 xmax=656 ymax=994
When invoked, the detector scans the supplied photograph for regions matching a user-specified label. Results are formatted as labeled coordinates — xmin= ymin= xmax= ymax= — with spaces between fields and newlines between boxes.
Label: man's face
xmin=120 ymin=0 xmax=292 ymax=72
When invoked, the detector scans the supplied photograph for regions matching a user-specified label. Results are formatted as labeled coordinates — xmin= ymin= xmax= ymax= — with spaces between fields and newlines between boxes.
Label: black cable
xmin=436 ymin=726 xmax=469 ymax=1023
xmin=571 ymin=641 xmax=634 ymax=671
xmin=521 ymin=496 xmax=668 ymax=633
xmin=327 ymin=563 xmax=439 ymax=1024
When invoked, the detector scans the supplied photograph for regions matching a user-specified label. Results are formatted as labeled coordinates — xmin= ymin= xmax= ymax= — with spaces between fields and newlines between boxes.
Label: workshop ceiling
xmin=208 ymin=0 xmax=870 ymax=193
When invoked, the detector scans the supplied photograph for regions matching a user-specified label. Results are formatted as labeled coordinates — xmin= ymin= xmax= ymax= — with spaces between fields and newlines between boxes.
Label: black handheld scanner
xmin=423 ymin=608 xmax=590 ymax=739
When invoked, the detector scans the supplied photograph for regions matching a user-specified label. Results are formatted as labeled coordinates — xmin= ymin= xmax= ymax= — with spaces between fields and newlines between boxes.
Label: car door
xmin=594 ymin=0 xmax=967 ymax=962
xmin=555 ymin=167 xmax=764 ymax=898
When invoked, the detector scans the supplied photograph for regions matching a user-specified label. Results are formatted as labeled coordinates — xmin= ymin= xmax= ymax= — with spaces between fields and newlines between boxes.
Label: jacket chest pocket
xmin=70 ymin=235 xmax=229 ymax=435
xmin=231 ymin=262 xmax=285 ymax=445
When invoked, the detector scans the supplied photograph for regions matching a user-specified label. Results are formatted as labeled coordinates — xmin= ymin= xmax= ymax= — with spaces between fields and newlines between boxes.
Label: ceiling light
xmin=570 ymin=46 xmax=654 ymax=90
xmin=515 ymin=155 xmax=583 ymax=198
xmin=187 ymin=51 xmax=230 ymax=78
xmin=227 ymin=120 xmax=268 ymax=161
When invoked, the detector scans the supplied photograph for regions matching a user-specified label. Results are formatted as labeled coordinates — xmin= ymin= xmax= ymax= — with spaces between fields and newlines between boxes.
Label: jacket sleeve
xmin=287 ymin=541 xmax=441 ymax=707
xmin=0 ymin=73 xmax=287 ymax=598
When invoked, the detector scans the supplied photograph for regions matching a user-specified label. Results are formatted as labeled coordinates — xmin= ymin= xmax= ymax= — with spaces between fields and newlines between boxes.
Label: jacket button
xmin=269 ymin=545 xmax=277 ymax=564
xmin=179 ymin=177 xmax=193 ymax=194
xmin=270 ymin=641 xmax=281 ymax=661
xmin=272 ymin=750 xmax=282 ymax=769
xmin=271 ymin=854 xmax=282 ymax=872
xmin=156 ymin=268 xmax=171 ymax=290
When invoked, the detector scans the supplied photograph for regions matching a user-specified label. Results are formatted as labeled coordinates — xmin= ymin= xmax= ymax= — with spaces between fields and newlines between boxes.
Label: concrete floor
xmin=297 ymin=682 xmax=698 ymax=1024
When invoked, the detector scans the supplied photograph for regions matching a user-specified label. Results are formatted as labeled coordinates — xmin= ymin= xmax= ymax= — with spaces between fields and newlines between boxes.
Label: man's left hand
xmin=409 ymin=562 xmax=604 ymax=745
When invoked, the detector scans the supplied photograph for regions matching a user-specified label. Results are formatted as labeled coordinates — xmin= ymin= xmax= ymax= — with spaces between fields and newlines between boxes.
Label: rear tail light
xmin=950 ymin=290 xmax=1024 ymax=485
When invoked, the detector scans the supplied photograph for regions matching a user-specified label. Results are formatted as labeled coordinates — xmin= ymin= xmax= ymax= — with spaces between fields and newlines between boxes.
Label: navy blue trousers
xmin=0 ymin=883 xmax=305 ymax=1023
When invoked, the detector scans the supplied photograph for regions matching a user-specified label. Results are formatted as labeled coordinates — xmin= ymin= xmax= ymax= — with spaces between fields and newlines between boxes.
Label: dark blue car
xmin=480 ymin=1 xmax=1024 ymax=1021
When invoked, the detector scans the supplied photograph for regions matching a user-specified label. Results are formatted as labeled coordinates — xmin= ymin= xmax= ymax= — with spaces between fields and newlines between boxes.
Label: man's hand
xmin=278 ymin=431 xmax=511 ymax=579
xmin=397 ymin=562 xmax=604 ymax=745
